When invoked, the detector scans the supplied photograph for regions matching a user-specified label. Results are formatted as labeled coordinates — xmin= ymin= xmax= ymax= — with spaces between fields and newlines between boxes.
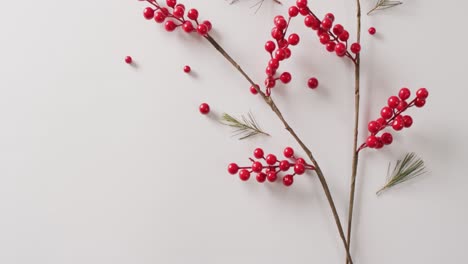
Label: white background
xmin=0 ymin=0 xmax=467 ymax=263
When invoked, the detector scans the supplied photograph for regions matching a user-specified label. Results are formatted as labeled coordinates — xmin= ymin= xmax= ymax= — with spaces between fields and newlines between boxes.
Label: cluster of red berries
xmin=363 ymin=87 xmax=429 ymax=150
xmin=227 ymin=147 xmax=315 ymax=187
xmin=141 ymin=0 xmax=212 ymax=35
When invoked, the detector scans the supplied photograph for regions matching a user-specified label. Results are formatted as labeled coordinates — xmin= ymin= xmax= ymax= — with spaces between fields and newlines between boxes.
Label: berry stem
xmin=204 ymin=33 xmax=354 ymax=264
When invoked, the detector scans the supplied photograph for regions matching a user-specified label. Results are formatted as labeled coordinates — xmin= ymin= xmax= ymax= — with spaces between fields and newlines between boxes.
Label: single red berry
xmin=267 ymin=171 xmax=277 ymax=182
xmin=154 ymin=12 xmax=165 ymax=23
xmin=283 ymin=147 xmax=294 ymax=158
xmin=388 ymin=96 xmax=400 ymax=108
xmin=403 ymin=115 xmax=413 ymax=127
xmin=415 ymin=98 xmax=426 ymax=108
xmin=294 ymin=163 xmax=305 ymax=175
xmin=368 ymin=121 xmax=380 ymax=133
xmin=304 ymin=15 xmax=319 ymax=29
xmin=166 ymin=0 xmax=177 ymax=8
xmin=239 ymin=169 xmax=251 ymax=181
xmin=228 ymin=163 xmax=239 ymax=175
xmin=250 ymin=85 xmax=259 ymax=95
xmin=269 ymin=58 xmax=280 ymax=69
xmin=397 ymin=100 xmax=408 ymax=111
xmin=392 ymin=119 xmax=404 ymax=131
xmin=381 ymin=133 xmax=393 ymax=145
xmin=284 ymin=48 xmax=292 ymax=59
xmin=296 ymin=158 xmax=305 ymax=164
xmin=253 ymin=148 xmax=264 ymax=159
xmin=265 ymin=77 xmax=276 ymax=88
xmin=202 ymin=20 xmax=212 ymax=31
xmin=326 ymin=42 xmax=336 ymax=52
xmin=271 ymin=27 xmax=283 ymax=40
xmin=279 ymin=160 xmax=291 ymax=171
xmin=275 ymin=16 xmax=288 ymax=30
xmin=280 ymin=72 xmax=292 ymax=84
xmin=160 ymin=7 xmax=169 ymax=16
xmin=376 ymin=117 xmax=387 ymax=128
xmin=252 ymin=162 xmax=263 ymax=173
xmin=289 ymin=6 xmax=299 ymax=17
xmin=199 ymin=103 xmax=210 ymax=114
xmin=173 ymin=6 xmax=185 ymax=18
xmin=368 ymin=27 xmax=376 ymax=35
xmin=399 ymin=88 xmax=411 ymax=100
xmin=266 ymin=154 xmax=277 ymax=165
xmin=265 ymin=41 xmax=276 ymax=53
xmin=299 ymin=7 xmax=309 ymax=16
xmin=319 ymin=33 xmax=330 ymax=44
xmin=283 ymin=175 xmax=294 ymax=186
xmin=321 ymin=18 xmax=333 ymax=30
xmin=197 ymin=24 xmax=208 ymax=35
xmin=350 ymin=43 xmax=361 ymax=54
xmin=275 ymin=49 xmax=286 ymax=60
xmin=256 ymin=173 xmax=267 ymax=183
xmin=366 ymin=135 xmax=378 ymax=148
xmin=308 ymin=77 xmax=319 ymax=89
xmin=187 ymin=9 xmax=199 ymax=20
xmin=278 ymin=39 xmax=288 ymax=49
xmin=296 ymin=0 xmax=308 ymax=8
xmin=335 ymin=43 xmax=347 ymax=57
xmin=125 ymin=56 xmax=133 ymax=64
xmin=339 ymin=31 xmax=349 ymax=41
xmin=174 ymin=3 xmax=185 ymax=9
xmin=165 ymin=20 xmax=177 ymax=32
xmin=182 ymin=21 xmax=194 ymax=33
xmin=183 ymin=65 xmax=191 ymax=73
xmin=325 ymin=13 xmax=335 ymax=22
xmin=266 ymin=66 xmax=276 ymax=76
xmin=375 ymin=137 xmax=384 ymax=149
xmin=288 ymin=33 xmax=300 ymax=45
xmin=333 ymin=24 xmax=344 ymax=35
xmin=416 ymin=88 xmax=429 ymax=99
xmin=381 ymin=106 xmax=393 ymax=120
xmin=143 ymin=7 xmax=155 ymax=20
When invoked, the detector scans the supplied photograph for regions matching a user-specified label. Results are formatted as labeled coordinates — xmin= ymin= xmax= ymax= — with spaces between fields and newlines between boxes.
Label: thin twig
xmin=368 ymin=0 xmax=402 ymax=15
xmin=204 ymin=34 xmax=354 ymax=264
xmin=221 ymin=112 xmax=270 ymax=140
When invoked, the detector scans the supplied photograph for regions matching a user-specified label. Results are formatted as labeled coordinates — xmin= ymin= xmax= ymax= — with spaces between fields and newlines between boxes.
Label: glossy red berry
xmin=308 ymin=77 xmax=319 ymax=89
xmin=266 ymin=154 xmax=277 ymax=165
xmin=380 ymin=106 xmax=393 ymax=120
xmin=202 ymin=20 xmax=212 ymax=31
xmin=278 ymin=39 xmax=288 ymax=49
xmin=403 ymin=115 xmax=413 ymax=127
xmin=368 ymin=121 xmax=380 ymax=133
xmin=299 ymin=7 xmax=309 ymax=16
xmin=228 ymin=163 xmax=239 ymax=175
xmin=199 ymin=103 xmax=210 ymax=114
xmin=296 ymin=158 xmax=305 ymax=164
xmin=381 ymin=133 xmax=393 ymax=145
xmin=366 ymin=135 xmax=378 ymax=148
xmin=250 ymin=85 xmax=259 ymax=95
xmin=368 ymin=27 xmax=376 ymax=35
xmin=125 ymin=56 xmax=133 ymax=64
xmin=239 ymin=169 xmax=251 ymax=181
xmin=288 ymin=34 xmax=300 ymax=45
xmin=267 ymin=171 xmax=277 ymax=182
xmin=283 ymin=175 xmax=294 ymax=186
xmin=283 ymin=147 xmax=294 ymax=158
xmin=275 ymin=49 xmax=286 ymax=60
xmin=350 ymin=43 xmax=361 ymax=54
xmin=304 ymin=15 xmax=319 ymax=29
xmin=325 ymin=13 xmax=335 ymax=22
xmin=376 ymin=117 xmax=386 ymax=128
xmin=321 ymin=18 xmax=333 ymax=30
xmin=256 ymin=173 xmax=267 ymax=183
xmin=279 ymin=160 xmax=291 ymax=171
xmin=280 ymin=72 xmax=292 ymax=84
xmin=326 ymin=42 xmax=336 ymax=52
xmin=265 ymin=41 xmax=276 ymax=53
xmin=197 ymin=24 xmax=208 ymax=35
xmin=296 ymin=0 xmax=308 ymax=8
xmin=397 ymin=100 xmax=408 ymax=111
xmin=271 ymin=27 xmax=283 ymax=40
xmin=333 ymin=24 xmax=344 ymax=35
xmin=187 ymin=9 xmax=199 ymax=20
xmin=252 ymin=162 xmax=263 ymax=173
xmin=415 ymin=98 xmax=426 ymax=108
xmin=319 ymin=33 xmax=330 ymax=44
xmin=335 ymin=43 xmax=346 ymax=57
xmin=416 ymin=88 xmax=429 ymax=99
xmin=399 ymin=88 xmax=411 ymax=100
xmin=265 ymin=77 xmax=276 ymax=88
xmin=284 ymin=48 xmax=291 ymax=58
xmin=154 ymin=12 xmax=165 ymax=23
xmin=182 ymin=21 xmax=193 ymax=33
xmin=166 ymin=0 xmax=177 ymax=7
xmin=339 ymin=31 xmax=349 ymax=41
xmin=183 ymin=65 xmax=191 ymax=73
xmin=289 ymin=6 xmax=299 ymax=17
xmin=269 ymin=59 xmax=280 ymax=70
xmin=294 ymin=163 xmax=305 ymax=175
xmin=266 ymin=66 xmax=276 ymax=76
xmin=275 ymin=16 xmax=288 ymax=30
xmin=173 ymin=6 xmax=185 ymax=18
xmin=375 ymin=138 xmax=384 ymax=149
xmin=165 ymin=20 xmax=177 ymax=32
xmin=253 ymin=148 xmax=264 ymax=159
xmin=143 ymin=7 xmax=155 ymax=20
xmin=392 ymin=118 xmax=404 ymax=131
xmin=388 ymin=96 xmax=400 ymax=108
xmin=174 ymin=3 xmax=185 ymax=9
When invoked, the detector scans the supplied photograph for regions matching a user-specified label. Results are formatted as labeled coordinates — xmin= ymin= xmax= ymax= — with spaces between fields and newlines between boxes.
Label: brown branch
xmin=346 ymin=0 xmax=362 ymax=264
xmin=204 ymin=34 xmax=354 ymax=264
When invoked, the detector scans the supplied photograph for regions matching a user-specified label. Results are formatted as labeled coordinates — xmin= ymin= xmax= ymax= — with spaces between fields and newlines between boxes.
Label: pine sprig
xmin=377 ymin=153 xmax=426 ymax=195
xmin=221 ymin=112 xmax=270 ymax=140
xmin=368 ymin=0 xmax=403 ymax=15
xmin=228 ymin=0 xmax=282 ymax=13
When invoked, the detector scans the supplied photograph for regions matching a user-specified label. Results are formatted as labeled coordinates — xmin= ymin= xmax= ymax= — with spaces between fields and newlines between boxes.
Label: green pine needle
xmin=221 ymin=112 xmax=270 ymax=140
xmin=368 ymin=0 xmax=403 ymax=15
xmin=377 ymin=153 xmax=426 ymax=195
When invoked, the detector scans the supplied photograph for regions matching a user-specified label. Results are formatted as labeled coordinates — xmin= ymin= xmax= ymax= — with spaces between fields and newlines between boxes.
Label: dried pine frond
xmin=221 ymin=112 xmax=270 ymax=140
xmin=368 ymin=0 xmax=403 ymax=15
xmin=229 ymin=0 xmax=282 ymax=13
xmin=377 ymin=153 xmax=426 ymax=195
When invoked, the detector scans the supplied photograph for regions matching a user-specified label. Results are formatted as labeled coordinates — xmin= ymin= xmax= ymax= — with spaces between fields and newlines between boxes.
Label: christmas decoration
xmin=221 ymin=112 xmax=270 ymax=140
xmin=368 ymin=0 xmax=403 ymax=15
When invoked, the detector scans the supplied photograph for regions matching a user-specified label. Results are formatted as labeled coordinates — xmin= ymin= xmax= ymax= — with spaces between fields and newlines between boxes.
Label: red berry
xmin=381 ymin=133 xmax=393 ymax=145
xmin=275 ymin=16 xmax=288 ymax=30
xmin=187 ymin=9 xmax=199 ymax=20
xmin=279 ymin=160 xmax=291 ymax=171
xmin=284 ymin=48 xmax=292 ymax=58
xmin=275 ymin=49 xmax=286 ymax=60
xmin=368 ymin=121 xmax=380 ymax=133
xmin=299 ymin=7 xmax=309 ymax=16
xmin=319 ymin=33 xmax=330 ymax=44
xmin=396 ymin=100 xmax=408 ymax=111
xmin=173 ymin=6 xmax=185 ymax=18
xmin=265 ymin=41 xmax=276 ymax=53
xmin=183 ymin=65 xmax=191 ymax=73
xmin=325 ymin=13 xmax=335 ymax=22
xmin=304 ymin=15 xmax=319 ymax=29
xmin=368 ymin=27 xmax=376 ymax=35
xmin=339 ymin=31 xmax=349 ymax=41
xmin=403 ymin=115 xmax=413 ymax=127
xmin=283 ymin=147 xmax=294 ymax=158
xmin=289 ymin=6 xmax=299 ymax=17
xmin=199 ymin=103 xmax=210 ymax=114
xmin=280 ymin=72 xmax=292 ymax=84
xmin=308 ymin=77 xmax=319 ymax=89
xmin=143 ymin=7 xmax=155 ymax=20
xmin=283 ymin=175 xmax=294 ymax=186
xmin=154 ymin=12 xmax=165 ymax=23
xmin=265 ymin=77 xmax=276 ymax=88
xmin=267 ymin=171 xmax=277 ymax=182
xmin=271 ymin=27 xmax=283 ymax=40
xmin=415 ymin=98 xmax=426 ymax=108
xmin=252 ymin=162 xmax=263 ymax=173
xmin=165 ymin=20 xmax=177 ymax=32
xmin=269 ymin=58 xmax=280 ymax=69
xmin=266 ymin=66 xmax=276 ymax=76
xmin=416 ymin=88 xmax=429 ymax=99
xmin=182 ymin=21 xmax=193 ymax=33
xmin=228 ymin=163 xmax=239 ymax=175
xmin=380 ymin=106 xmax=393 ymax=120
xmin=288 ymin=33 xmax=300 ymax=45
xmin=202 ymin=20 xmax=212 ymax=31
xmin=376 ymin=117 xmax=387 ymax=128
xmin=333 ymin=24 xmax=344 ymax=35
xmin=250 ymin=85 xmax=259 ymax=95
xmin=166 ymin=0 xmax=177 ymax=8
xmin=335 ymin=43 xmax=346 ymax=57
xmin=197 ymin=24 xmax=208 ymax=35
xmin=392 ymin=119 xmax=404 ymax=131
xmin=375 ymin=137 xmax=384 ymax=149
xmin=350 ymin=43 xmax=361 ymax=54
xmin=278 ymin=39 xmax=288 ymax=49
xmin=174 ymin=3 xmax=185 ymax=9
xmin=256 ymin=173 xmax=267 ymax=183
xmin=388 ymin=96 xmax=400 ymax=108
xmin=366 ymin=135 xmax=378 ymax=148
xmin=326 ymin=42 xmax=336 ymax=52
xmin=321 ymin=18 xmax=333 ymax=30
xmin=296 ymin=158 xmax=306 ymax=164
xmin=160 ymin=7 xmax=169 ymax=16
xmin=296 ymin=0 xmax=308 ymax=8
xmin=125 ymin=56 xmax=133 ymax=64
xmin=253 ymin=148 xmax=264 ymax=159
xmin=399 ymin=88 xmax=411 ymax=100
xmin=239 ymin=169 xmax=250 ymax=181
xmin=266 ymin=154 xmax=277 ymax=165
xmin=294 ymin=163 xmax=305 ymax=175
